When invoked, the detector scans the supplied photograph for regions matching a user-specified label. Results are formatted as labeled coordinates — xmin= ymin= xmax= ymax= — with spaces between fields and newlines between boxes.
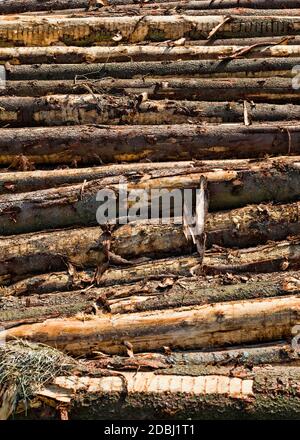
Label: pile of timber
xmin=0 ymin=0 xmax=300 ymax=420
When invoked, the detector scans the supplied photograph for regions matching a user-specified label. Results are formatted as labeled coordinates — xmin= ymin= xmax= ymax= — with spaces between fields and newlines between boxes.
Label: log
xmin=0 ymin=0 xmax=89 ymax=14
xmin=2 ymin=78 xmax=299 ymax=102
xmin=1 ymin=160 xmax=300 ymax=234
xmin=0 ymin=16 xmax=299 ymax=47
xmin=4 ymin=295 xmax=300 ymax=355
xmin=0 ymin=215 xmax=300 ymax=285
xmin=2 ymin=271 xmax=300 ymax=326
xmin=87 ymin=342 xmax=300 ymax=370
xmin=0 ymin=123 xmax=298 ymax=166
xmin=3 ymin=260 xmax=300 ymax=298
xmin=2 ymin=44 xmax=300 ymax=65
xmin=1 ymin=96 xmax=300 ymax=127
xmin=0 ymin=0 xmax=299 ymax=14
xmin=6 ymin=58 xmax=300 ymax=80
xmin=8 ymin=365 xmax=299 ymax=419
xmin=15 ymin=7 xmax=300 ymax=17
xmin=0 ymin=156 xmax=296 ymax=194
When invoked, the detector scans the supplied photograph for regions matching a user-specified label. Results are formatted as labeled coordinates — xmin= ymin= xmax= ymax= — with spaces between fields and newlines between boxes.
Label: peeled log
xmin=1 ymin=96 xmax=300 ymax=127
xmin=0 ymin=123 xmax=299 ymax=165
xmin=0 ymin=16 xmax=299 ymax=47
xmin=6 ymin=58 xmax=300 ymax=81
xmin=2 ymin=78 xmax=299 ymax=103
xmin=2 ymin=271 xmax=300 ymax=327
xmin=4 ymin=295 xmax=300 ymax=355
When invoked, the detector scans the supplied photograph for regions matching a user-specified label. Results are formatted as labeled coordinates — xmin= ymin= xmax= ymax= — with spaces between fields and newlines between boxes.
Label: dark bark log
xmin=1 ymin=159 xmax=300 ymax=234
xmin=0 ymin=123 xmax=298 ymax=166
xmin=1 ymin=96 xmax=300 ymax=127
xmin=6 ymin=58 xmax=300 ymax=81
xmin=2 ymin=78 xmax=299 ymax=103
xmin=2 ymin=271 xmax=300 ymax=327
xmin=0 ymin=0 xmax=89 ymax=14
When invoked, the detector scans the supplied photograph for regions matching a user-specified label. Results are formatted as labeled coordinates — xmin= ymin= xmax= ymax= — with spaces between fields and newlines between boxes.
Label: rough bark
xmin=2 ymin=271 xmax=300 ymax=326
xmin=6 ymin=58 xmax=300 ymax=81
xmin=0 ymin=123 xmax=298 ymax=166
xmin=2 ymin=78 xmax=298 ymax=102
xmin=1 ymin=96 xmax=299 ymax=127
xmin=1 ymin=161 xmax=300 ymax=234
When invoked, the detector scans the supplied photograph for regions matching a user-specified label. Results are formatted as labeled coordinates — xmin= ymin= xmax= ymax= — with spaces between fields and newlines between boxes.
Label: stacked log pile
xmin=0 ymin=0 xmax=300 ymax=420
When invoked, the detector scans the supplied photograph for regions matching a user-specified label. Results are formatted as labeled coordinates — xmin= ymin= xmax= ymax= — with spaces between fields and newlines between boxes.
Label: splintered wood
xmin=0 ymin=0 xmax=300 ymax=420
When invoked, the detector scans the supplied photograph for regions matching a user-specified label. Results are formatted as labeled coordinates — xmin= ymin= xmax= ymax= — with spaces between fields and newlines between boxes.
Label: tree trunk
xmin=2 ymin=271 xmax=300 ymax=327
xmin=1 ymin=156 xmax=298 ymax=194
xmin=0 ymin=16 xmax=299 ymax=47
xmin=1 ymin=44 xmax=300 ymax=64
xmin=86 ymin=342 xmax=300 ymax=370
xmin=3 ymin=260 xmax=300 ymax=298
xmin=0 ymin=219 xmax=299 ymax=285
xmin=2 ymin=78 xmax=298 ymax=102
xmin=0 ymin=158 xmax=248 ymax=194
xmin=1 ymin=163 xmax=300 ymax=235
xmin=5 ymin=295 xmax=300 ymax=355
xmin=0 ymin=0 xmax=299 ymax=14
xmin=6 ymin=58 xmax=300 ymax=81
xmin=0 ymin=0 xmax=89 ymax=14
xmin=73 ymin=7 xmax=300 ymax=17
xmin=1 ymin=96 xmax=300 ymax=127
xmin=9 ymin=365 xmax=300 ymax=419
xmin=0 ymin=123 xmax=298 ymax=166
